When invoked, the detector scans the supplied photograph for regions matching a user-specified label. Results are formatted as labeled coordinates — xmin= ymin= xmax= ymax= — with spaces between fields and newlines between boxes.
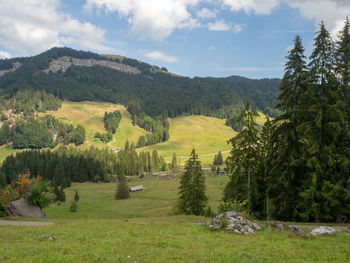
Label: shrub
xmin=74 ymin=190 xmax=79 ymax=202
xmin=70 ymin=201 xmax=78 ymax=212
xmin=218 ymin=199 xmax=247 ymax=214
xmin=26 ymin=181 xmax=54 ymax=208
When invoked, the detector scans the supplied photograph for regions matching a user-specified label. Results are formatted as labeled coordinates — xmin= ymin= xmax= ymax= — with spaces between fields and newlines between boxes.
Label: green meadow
xmin=1 ymin=176 xmax=349 ymax=263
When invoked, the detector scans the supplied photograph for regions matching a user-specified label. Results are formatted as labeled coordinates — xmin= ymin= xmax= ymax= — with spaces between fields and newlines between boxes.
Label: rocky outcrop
xmin=310 ymin=226 xmax=336 ymax=236
xmin=289 ymin=226 xmax=305 ymax=236
xmin=0 ymin=62 xmax=22 ymax=78
xmin=208 ymin=211 xmax=262 ymax=235
xmin=42 ymin=56 xmax=140 ymax=75
xmin=6 ymin=197 xmax=47 ymax=219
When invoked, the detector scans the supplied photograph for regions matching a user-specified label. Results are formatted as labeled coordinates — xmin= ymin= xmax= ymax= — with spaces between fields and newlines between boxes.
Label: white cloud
xmin=85 ymin=0 xmax=201 ymax=41
xmin=197 ymin=8 xmax=216 ymax=19
xmin=283 ymin=0 xmax=350 ymax=39
xmin=220 ymin=0 xmax=280 ymax=15
xmin=142 ymin=50 xmax=179 ymax=63
xmin=0 ymin=51 xmax=11 ymax=59
xmin=208 ymin=20 xmax=230 ymax=31
xmin=0 ymin=0 xmax=112 ymax=56
xmin=233 ymin=24 xmax=244 ymax=33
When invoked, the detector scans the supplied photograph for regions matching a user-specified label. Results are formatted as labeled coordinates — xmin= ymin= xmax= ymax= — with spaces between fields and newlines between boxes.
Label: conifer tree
xmin=177 ymin=149 xmax=207 ymax=216
xmin=74 ymin=190 xmax=79 ymax=202
xmin=115 ymin=174 xmax=129 ymax=200
xmin=223 ymin=101 xmax=260 ymax=215
xmin=334 ymin=17 xmax=350 ymax=222
xmin=299 ymin=21 xmax=343 ymax=222
xmin=266 ymin=35 xmax=310 ymax=221
xmin=171 ymin=152 xmax=177 ymax=170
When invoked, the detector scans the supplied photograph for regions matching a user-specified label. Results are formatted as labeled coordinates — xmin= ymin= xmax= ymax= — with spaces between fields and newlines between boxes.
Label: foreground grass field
xmin=1 ymin=176 xmax=349 ymax=263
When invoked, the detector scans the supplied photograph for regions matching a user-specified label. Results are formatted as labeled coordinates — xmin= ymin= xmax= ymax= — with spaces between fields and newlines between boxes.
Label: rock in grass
xmin=38 ymin=235 xmax=56 ymax=241
xmin=289 ymin=226 xmax=305 ymax=236
xmin=6 ymin=197 xmax=47 ymax=219
xmin=208 ymin=211 xmax=262 ymax=235
xmin=310 ymin=226 xmax=336 ymax=236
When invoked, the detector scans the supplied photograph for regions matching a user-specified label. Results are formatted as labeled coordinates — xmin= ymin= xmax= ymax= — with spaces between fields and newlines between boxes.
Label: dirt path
xmin=0 ymin=220 xmax=54 ymax=226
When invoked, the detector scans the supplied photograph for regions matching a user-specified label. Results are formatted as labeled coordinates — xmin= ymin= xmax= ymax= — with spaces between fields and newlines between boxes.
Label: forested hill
xmin=0 ymin=47 xmax=280 ymax=118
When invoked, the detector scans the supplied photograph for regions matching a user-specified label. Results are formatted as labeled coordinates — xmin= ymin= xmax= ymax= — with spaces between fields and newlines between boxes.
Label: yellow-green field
xmin=140 ymin=115 xmax=237 ymax=164
xmin=1 ymin=177 xmax=349 ymax=263
xmin=47 ymin=101 xmax=148 ymax=149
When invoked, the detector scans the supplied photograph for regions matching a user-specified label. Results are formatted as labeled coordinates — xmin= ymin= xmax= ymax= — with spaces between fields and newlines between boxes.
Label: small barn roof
xmin=129 ymin=185 xmax=144 ymax=192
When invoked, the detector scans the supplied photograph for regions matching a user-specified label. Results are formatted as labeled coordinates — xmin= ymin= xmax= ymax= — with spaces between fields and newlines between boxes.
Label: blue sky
xmin=0 ymin=0 xmax=349 ymax=79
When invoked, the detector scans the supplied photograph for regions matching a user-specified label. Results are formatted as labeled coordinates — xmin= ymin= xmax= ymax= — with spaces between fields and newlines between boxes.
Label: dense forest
xmin=0 ymin=145 xmax=168 ymax=189
xmin=222 ymin=20 xmax=350 ymax=223
xmin=0 ymin=47 xmax=280 ymax=122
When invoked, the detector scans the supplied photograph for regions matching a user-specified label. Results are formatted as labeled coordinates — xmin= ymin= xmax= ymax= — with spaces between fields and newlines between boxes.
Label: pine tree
xmin=223 ymin=101 xmax=260 ymax=215
xmin=266 ymin=35 xmax=310 ymax=221
xmin=74 ymin=190 xmax=79 ymax=202
xmin=115 ymin=174 xmax=129 ymax=200
xmin=177 ymin=149 xmax=207 ymax=216
xmin=217 ymin=151 xmax=223 ymax=165
xmin=171 ymin=152 xmax=177 ymax=170
xmin=299 ymin=22 xmax=342 ymax=222
xmin=334 ymin=17 xmax=350 ymax=222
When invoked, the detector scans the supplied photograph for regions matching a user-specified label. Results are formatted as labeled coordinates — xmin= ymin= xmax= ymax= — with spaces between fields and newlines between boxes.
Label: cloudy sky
xmin=0 ymin=0 xmax=349 ymax=79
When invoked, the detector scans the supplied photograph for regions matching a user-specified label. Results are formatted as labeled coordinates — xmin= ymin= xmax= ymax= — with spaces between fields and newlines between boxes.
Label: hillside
xmin=49 ymin=101 xmax=242 ymax=164
xmin=0 ymin=47 xmax=280 ymax=120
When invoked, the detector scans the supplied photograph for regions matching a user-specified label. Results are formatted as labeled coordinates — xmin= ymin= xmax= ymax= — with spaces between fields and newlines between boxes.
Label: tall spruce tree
xmin=171 ymin=152 xmax=177 ymax=170
xmin=267 ymin=35 xmax=309 ymax=221
xmin=223 ymin=101 xmax=260 ymax=215
xmin=298 ymin=22 xmax=342 ymax=222
xmin=177 ymin=149 xmax=207 ymax=216
xmin=334 ymin=17 xmax=350 ymax=222
xmin=115 ymin=174 xmax=130 ymax=200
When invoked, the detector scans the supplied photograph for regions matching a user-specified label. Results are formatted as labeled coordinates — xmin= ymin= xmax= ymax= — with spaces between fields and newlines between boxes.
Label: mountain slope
xmin=0 ymin=47 xmax=280 ymax=119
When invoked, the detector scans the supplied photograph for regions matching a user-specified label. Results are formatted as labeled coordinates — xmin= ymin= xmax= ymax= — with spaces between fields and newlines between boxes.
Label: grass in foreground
xmin=1 ymin=177 xmax=350 ymax=263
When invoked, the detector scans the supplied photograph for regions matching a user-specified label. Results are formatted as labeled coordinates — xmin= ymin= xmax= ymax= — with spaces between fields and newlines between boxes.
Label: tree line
xmin=222 ymin=20 xmax=350 ymax=223
xmin=0 ymin=144 xmax=168 ymax=190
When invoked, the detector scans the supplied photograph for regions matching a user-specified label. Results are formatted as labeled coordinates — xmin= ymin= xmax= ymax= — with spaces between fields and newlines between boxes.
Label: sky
xmin=0 ymin=0 xmax=349 ymax=79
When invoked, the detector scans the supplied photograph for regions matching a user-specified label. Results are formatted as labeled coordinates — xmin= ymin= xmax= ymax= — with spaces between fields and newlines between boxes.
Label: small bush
xmin=74 ymin=190 xmax=79 ymax=202
xmin=26 ymin=181 xmax=53 ymax=208
xmin=70 ymin=201 xmax=78 ymax=212
xmin=218 ymin=199 xmax=247 ymax=214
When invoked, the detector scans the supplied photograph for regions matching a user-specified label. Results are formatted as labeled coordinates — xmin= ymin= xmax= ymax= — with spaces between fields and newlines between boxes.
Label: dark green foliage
xmin=213 ymin=151 xmax=224 ymax=165
xmin=115 ymin=175 xmax=129 ymax=200
xmin=26 ymin=181 xmax=53 ymax=208
xmin=223 ymin=101 xmax=260 ymax=216
xmin=54 ymin=186 xmax=66 ymax=202
xmin=73 ymin=125 xmax=86 ymax=146
xmin=171 ymin=152 xmax=177 ymax=170
xmin=12 ymin=118 xmax=54 ymax=149
xmin=69 ymin=201 xmax=77 ymax=212
xmin=104 ymin=111 xmax=121 ymax=134
xmin=0 ymin=115 xmax=86 ymax=148
xmin=3 ymin=90 xmax=61 ymax=115
xmin=133 ymin=114 xmax=169 ymax=147
xmin=74 ymin=190 xmax=79 ymax=202
xmin=177 ymin=149 xmax=208 ymax=216
xmin=94 ymin=132 xmax=112 ymax=143
xmin=225 ymin=114 xmax=243 ymax=132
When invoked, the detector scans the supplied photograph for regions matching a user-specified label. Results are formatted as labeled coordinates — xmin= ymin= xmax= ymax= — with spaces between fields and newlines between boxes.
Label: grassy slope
xmin=140 ymin=115 xmax=237 ymax=164
xmin=48 ymin=101 xmax=148 ymax=149
xmin=1 ymin=177 xmax=349 ymax=263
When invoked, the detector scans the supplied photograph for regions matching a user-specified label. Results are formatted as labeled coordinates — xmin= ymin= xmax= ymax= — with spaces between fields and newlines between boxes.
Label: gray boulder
xmin=289 ymin=226 xmax=305 ymax=236
xmin=6 ymin=197 xmax=47 ymax=219
xmin=310 ymin=226 xmax=336 ymax=236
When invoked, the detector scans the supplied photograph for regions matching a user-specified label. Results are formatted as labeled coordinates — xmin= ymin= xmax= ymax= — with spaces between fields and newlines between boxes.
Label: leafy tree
xmin=73 ymin=125 xmax=86 ymax=146
xmin=26 ymin=180 xmax=54 ymax=208
xmin=177 ymin=149 xmax=208 ymax=216
xmin=115 ymin=174 xmax=129 ymax=199
xmin=223 ymin=101 xmax=260 ymax=215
